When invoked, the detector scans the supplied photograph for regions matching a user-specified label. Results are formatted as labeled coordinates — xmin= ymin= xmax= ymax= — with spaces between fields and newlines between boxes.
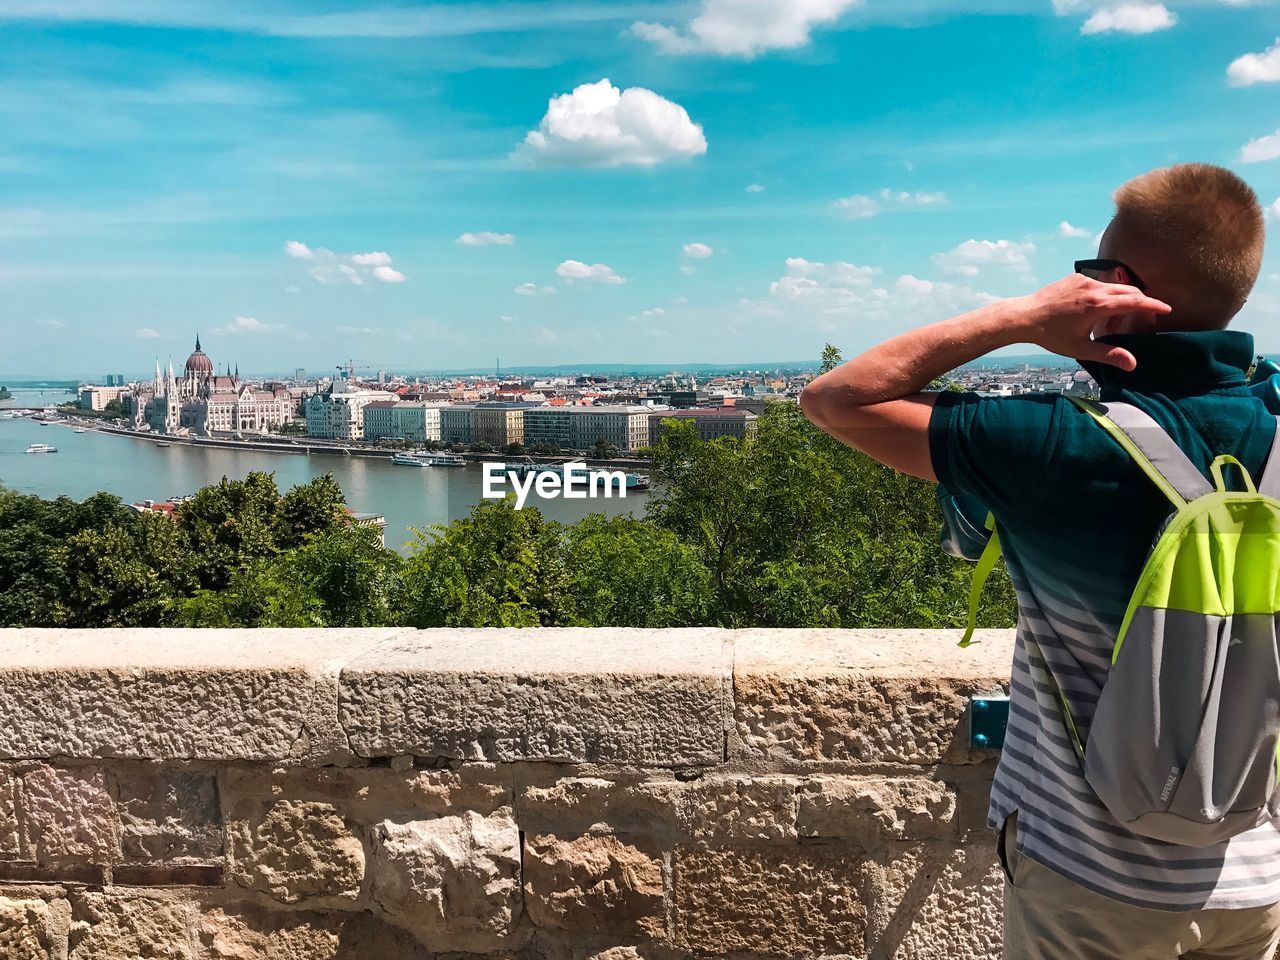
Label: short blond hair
xmin=1112 ymin=163 xmax=1264 ymax=324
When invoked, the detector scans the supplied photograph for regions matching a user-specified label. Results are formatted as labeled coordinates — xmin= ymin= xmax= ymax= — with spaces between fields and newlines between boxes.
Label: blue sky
xmin=2 ymin=0 xmax=1279 ymax=377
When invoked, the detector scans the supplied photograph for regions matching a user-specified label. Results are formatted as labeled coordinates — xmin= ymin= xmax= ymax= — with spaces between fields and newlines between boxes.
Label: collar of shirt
xmin=1080 ymin=330 xmax=1256 ymax=400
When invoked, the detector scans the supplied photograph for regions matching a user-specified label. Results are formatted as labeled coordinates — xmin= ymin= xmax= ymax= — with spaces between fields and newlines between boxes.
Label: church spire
xmin=195 ymin=331 xmax=202 ymax=352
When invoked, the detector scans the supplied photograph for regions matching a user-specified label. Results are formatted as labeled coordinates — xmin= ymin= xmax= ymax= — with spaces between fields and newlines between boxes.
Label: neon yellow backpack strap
xmin=958 ymin=513 xmax=1086 ymax=762
xmin=960 ymin=512 xmax=1002 ymax=648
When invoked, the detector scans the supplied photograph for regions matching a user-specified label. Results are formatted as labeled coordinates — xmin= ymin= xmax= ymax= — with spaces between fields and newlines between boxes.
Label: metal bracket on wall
xmin=969 ymin=695 xmax=1009 ymax=750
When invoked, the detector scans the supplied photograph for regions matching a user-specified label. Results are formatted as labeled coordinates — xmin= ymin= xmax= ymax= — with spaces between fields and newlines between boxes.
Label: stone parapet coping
xmin=0 ymin=628 xmax=1015 ymax=768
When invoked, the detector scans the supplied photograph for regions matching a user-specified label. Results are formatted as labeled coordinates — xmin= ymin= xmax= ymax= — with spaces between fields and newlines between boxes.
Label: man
xmin=801 ymin=164 xmax=1277 ymax=959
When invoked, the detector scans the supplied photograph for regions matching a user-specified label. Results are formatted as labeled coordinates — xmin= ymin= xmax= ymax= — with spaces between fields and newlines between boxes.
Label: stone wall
xmin=0 ymin=628 xmax=1014 ymax=960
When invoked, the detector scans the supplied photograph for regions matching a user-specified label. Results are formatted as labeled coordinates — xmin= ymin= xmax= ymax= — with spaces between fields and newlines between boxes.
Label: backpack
xmin=962 ymin=397 xmax=1280 ymax=846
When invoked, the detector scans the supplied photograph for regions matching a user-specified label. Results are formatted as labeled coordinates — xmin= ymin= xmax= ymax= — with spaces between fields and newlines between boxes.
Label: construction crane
xmin=335 ymin=359 xmax=380 ymax=381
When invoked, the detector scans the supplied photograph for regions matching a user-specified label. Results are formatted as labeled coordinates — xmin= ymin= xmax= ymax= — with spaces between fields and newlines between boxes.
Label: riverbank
xmin=36 ymin=412 xmax=654 ymax=473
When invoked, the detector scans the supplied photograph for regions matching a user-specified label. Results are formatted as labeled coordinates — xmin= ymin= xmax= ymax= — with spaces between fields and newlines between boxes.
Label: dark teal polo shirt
xmin=928 ymin=330 xmax=1280 ymax=910
xmin=930 ymin=331 xmax=1277 ymax=632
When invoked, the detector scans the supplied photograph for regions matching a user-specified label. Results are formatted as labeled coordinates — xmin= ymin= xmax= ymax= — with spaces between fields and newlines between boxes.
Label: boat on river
xmin=25 ymin=443 xmax=57 ymax=454
xmin=392 ymin=451 xmax=466 ymax=468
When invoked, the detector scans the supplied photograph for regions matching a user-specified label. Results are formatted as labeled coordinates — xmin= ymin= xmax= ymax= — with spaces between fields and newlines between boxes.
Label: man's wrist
xmin=961 ymin=298 xmax=1035 ymax=352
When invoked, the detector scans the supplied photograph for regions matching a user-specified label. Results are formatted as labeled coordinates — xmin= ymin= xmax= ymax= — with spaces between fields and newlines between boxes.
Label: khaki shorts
xmin=1000 ymin=815 xmax=1280 ymax=960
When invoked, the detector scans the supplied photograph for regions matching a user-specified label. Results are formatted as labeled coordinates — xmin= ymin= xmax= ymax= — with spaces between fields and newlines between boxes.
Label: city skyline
xmin=3 ymin=0 xmax=1280 ymax=377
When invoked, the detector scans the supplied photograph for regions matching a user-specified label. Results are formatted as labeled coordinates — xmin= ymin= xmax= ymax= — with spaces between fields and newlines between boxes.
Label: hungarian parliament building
xmin=121 ymin=336 xmax=296 ymax=436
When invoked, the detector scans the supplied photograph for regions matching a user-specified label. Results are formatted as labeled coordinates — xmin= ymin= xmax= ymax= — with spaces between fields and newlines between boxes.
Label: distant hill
xmin=958 ymin=354 xmax=1081 ymax=371
xmin=421 ymin=361 xmax=818 ymax=378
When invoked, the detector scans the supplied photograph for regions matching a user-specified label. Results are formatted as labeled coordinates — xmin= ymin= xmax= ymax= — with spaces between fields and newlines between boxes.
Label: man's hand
xmin=800 ymin=274 xmax=1171 ymax=481
xmin=1014 ymin=274 xmax=1171 ymax=371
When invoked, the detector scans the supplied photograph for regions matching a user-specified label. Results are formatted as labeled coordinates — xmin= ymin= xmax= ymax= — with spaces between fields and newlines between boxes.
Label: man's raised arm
xmin=798 ymin=274 xmax=1171 ymax=481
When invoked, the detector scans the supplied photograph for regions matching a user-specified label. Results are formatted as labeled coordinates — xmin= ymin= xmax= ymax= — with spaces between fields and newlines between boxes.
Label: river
xmin=0 ymin=389 xmax=646 ymax=552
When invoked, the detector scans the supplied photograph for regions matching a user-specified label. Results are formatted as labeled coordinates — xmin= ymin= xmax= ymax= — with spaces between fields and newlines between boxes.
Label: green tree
xmin=181 ymin=526 xmax=402 ymax=628
xmin=399 ymin=499 xmax=570 ymax=627
xmin=0 ymin=488 xmax=186 ymax=626
xmin=645 ymin=403 xmax=1015 ymax=628
xmin=819 ymin=344 xmax=843 ymax=374
xmin=562 ymin=514 xmax=712 ymax=626
xmin=591 ymin=438 xmax=618 ymax=460
xmin=278 ymin=473 xmax=348 ymax=548
xmin=176 ymin=472 xmax=285 ymax=589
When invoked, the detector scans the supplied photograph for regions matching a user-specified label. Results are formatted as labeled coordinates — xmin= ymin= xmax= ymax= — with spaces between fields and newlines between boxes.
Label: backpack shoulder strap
xmin=1068 ymin=397 xmax=1212 ymax=508
xmin=1258 ymin=418 xmax=1280 ymax=501
xmin=959 ymin=512 xmax=1002 ymax=649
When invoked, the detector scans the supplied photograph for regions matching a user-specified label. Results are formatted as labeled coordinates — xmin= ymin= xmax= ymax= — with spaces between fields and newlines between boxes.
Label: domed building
xmin=134 ymin=334 xmax=296 ymax=436
xmin=183 ymin=336 xmax=214 ymax=381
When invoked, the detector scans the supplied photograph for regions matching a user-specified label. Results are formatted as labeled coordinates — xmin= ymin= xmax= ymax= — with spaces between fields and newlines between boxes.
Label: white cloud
xmin=533 ymin=326 xmax=560 ymax=345
xmin=632 ymin=0 xmax=861 ymax=57
xmin=748 ymin=257 xmax=994 ymax=326
xmin=458 ymin=231 xmax=516 ymax=246
xmin=515 ymin=283 xmax=558 ymax=296
xmin=834 ymin=188 xmax=948 ymax=220
xmin=35 ymin=319 xmax=64 ymax=329
xmin=516 ymin=78 xmax=707 ymax=168
xmin=134 ymin=327 xmax=162 ymax=339
xmin=1268 ymin=197 xmax=1280 ymax=220
xmin=833 ymin=195 xmax=880 ymax=220
xmin=1229 ymin=37 xmax=1280 ymax=87
xmin=1241 ymin=129 xmax=1280 ymax=163
xmin=218 ymin=316 xmax=281 ymax=335
xmin=1059 ymin=221 xmax=1093 ymax=238
xmin=1080 ymin=4 xmax=1177 ymax=35
xmin=335 ymin=325 xmax=381 ymax=335
xmin=285 ymin=241 xmax=409 ymax=284
xmin=933 ymin=239 xmax=1036 ymax=277
xmin=746 ymin=183 xmax=766 ymax=193
xmin=555 ymin=260 xmax=626 ymax=284
xmin=683 ymin=242 xmax=715 ymax=259
xmin=768 ymin=258 xmax=881 ymax=308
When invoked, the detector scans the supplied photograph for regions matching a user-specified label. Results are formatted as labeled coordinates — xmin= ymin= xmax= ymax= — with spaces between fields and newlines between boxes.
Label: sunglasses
xmin=1075 ymin=258 xmax=1146 ymax=292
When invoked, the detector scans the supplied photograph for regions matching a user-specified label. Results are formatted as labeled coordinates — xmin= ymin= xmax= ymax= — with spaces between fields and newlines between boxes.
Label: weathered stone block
xmin=679 ymin=776 xmax=799 ymax=841
xmin=733 ymin=630 xmax=1012 ymax=764
xmin=0 ymin=896 xmax=59 ymax=960
xmin=797 ymin=778 xmax=956 ymax=846
xmin=68 ymin=893 xmax=196 ymax=960
xmin=517 ymin=774 xmax=682 ymax=835
xmin=0 ymin=768 xmax=20 ymax=858
xmin=198 ymin=906 xmax=344 ymax=960
xmin=369 ymin=811 xmax=522 ymax=952
xmin=199 ymin=906 xmax=448 ymax=960
xmin=229 ymin=801 xmax=364 ymax=904
xmin=674 ymin=846 xmax=866 ymax=956
xmin=862 ymin=844 xmax=1003 ymax=960
xmin=219 ymin=763 xmax=511 ymax=817
xmin=111 ymin=770 xmax=222 ymax=862
xmin=0 ymin=629 xmax=403 ymax=764
xmin=523 ymin=832 xmax=664 ymax=936
xmin=340 ymin=629 xmax=728 ymax=766
xmin=21 ymin=766 xmax=118 ymax=864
